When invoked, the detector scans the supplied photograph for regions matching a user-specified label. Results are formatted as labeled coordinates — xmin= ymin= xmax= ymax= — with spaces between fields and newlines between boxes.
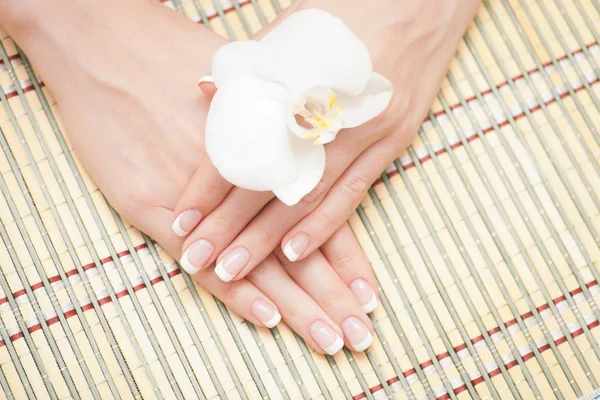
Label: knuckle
xmin=320 ymin=293 xmax=343 ymax=311
xmin=210 ymin=215 xmax=234 ymax=234
xmin=247 ymin=262 xmax=268 ymax=282
xmin=342 ymin=175 xmax=369 ymax=198
xmin=301 ymin=178 xmax=329 ymax=206
xmin=282 ymin=301 xmax=301 ymax=320
xmin=223 ymin=281 xmax=242 ymax=301
xmin=329 ymin=251 xmax=355 ymax=274
xmin=120 ymin=184 xmax=155 ymax=212
xmin=319 ymin=208 xmax=336 ymax=226
xmin=252 ymin=225 xmax=272 ymax=246
xmin=200 ymin=180 xmax=228 ymax=206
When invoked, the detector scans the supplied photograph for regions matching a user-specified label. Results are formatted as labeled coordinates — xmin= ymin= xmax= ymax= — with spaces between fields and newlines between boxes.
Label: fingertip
xmin=350 ymin=330 xmax=373 ymax=352
xmin=362 ymin=293 xmax=378 ymax=314
xmin=342 ymin=316 xmax=374 ymax=353
xmin=282 ymin=233 xmax=310 ymax=262
xmin=214 ymin=247 xmax=251 ymax=282
xmin=179 ymin=251 xmax=200 ymax=275
xmin=309 ymin=320 xmax=344 ymax=356
xmin=323 ymin=334 xmax=345 ymax=356
xmin=251 ymin=299 xmax=281 ymax=328
xmin=283 ymin=241 xmax=299 ymax=262
xmin=198 ymin=76 xmax=217 ymax=99
xmin=198 ymin=75 xmax=214 ymax=86
xmin=215 ymin=260 xmax=235 ymax=282
xmin=349 ymin=279 xmax=379 ymax=314
xmin=264 ymin=310 xmax=282 ymax=328
xmin=172 ymin=217 xmax=187 ymax=237
xmin=172 ymin=209 xmax=203 ymax=237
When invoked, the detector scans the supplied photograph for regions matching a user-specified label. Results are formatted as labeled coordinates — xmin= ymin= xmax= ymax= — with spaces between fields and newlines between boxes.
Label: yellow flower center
xmin=290 ymin=89 xmax=344 ymax=145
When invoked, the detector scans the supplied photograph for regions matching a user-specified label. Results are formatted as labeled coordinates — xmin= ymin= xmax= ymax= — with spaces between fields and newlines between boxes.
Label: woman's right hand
xmin=0 ymin=0 xmax=378 ymax=354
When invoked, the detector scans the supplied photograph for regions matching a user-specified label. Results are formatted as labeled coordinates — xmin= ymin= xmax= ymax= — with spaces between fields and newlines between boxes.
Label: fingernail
xmin=215 ymin=247 xmax=250 ymax=282
xmin=283 ymin=233 xmax=310 ymax=262
xmin=179 ymin=239 xmax=214 ymax=274
xmin=309 ymin=320 xmax=344 ymax=355
xmin=350 ymin=279 xmax=378 ymax=313
xmin=252 ymin=299 xmax=281 ymax=328
xmin=197 ymin=75 xmax=214 ymax=86
xmin=342 ymin=316 xmax=373 ymax=352
xmin=172 ymin=210 xmax=203 ymax=237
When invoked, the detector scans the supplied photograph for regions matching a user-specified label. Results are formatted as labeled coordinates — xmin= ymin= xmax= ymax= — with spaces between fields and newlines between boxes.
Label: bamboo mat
xmin=0 ymin=0 xmax=599 ymax=398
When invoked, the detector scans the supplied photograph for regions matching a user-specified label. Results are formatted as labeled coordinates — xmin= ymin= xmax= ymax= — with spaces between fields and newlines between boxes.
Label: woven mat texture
xmin=1 ymin=0 xmax=600 ymax=399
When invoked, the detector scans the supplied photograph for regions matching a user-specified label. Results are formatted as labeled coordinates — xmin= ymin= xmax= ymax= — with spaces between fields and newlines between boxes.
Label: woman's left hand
xmin=175 ymin=0 xmax=481 ymax=281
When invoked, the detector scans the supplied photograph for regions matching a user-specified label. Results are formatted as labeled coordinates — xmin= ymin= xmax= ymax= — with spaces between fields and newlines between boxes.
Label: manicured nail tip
xmin=351 ymin=331 xmax=373 ymax=352
xmin=323 ymin=334 xmax=344 ymax=355
xmin=215 ymin=261 xmax=234 ymax=282
xmin=198 ymin=75 xmax=214 ymax=85
xmin=263 ymin=311 xmax=281 ymax=328
xmin=180 ymin=252 xmax=200 ymax=275
xmin=362 ymin=293 xmax=378 ymax=314
xmin=283 ymin=241 xmax=299 ymax=262
xmin=171 ymin=215 xmax=189 ymax=237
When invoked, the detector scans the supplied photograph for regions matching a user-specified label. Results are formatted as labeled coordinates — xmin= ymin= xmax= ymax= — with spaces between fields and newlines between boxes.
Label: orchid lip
xmin=288 ymin=87 xmax=344 ymax=144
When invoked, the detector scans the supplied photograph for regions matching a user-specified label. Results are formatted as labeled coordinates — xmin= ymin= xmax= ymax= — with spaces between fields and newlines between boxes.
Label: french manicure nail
xmin=342 ymin=316 xmax=373 ymax=352
xmin=172 ymin=209 xmax=203 ymax=237
xmin=197 ymin=75 xmax=214 ymax=86
xmin=252 ymin=299 xmax=281 ymax=328
xmin=350 ymin=279 xmax=378 ymax=313
xmin=309 ymin=320 xmax=344 ymax=355
xmin=283 ymin=233 xmax=310 ymax=262
xmin=179 ymin=239 xmax=214 ymax=274
xmin=215 ymin=247 xmax=250 ymax=282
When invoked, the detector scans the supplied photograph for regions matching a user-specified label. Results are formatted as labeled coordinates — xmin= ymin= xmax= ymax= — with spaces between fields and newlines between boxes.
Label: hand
xmin=174 ymin=0 xmax=481 ymax=281
xmin=0 ymin=0 xmax=378 ymax=353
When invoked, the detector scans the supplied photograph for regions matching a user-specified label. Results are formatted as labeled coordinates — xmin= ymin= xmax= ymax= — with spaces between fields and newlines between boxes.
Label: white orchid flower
xmin=202 ymin=8 xmax=393 ymax=206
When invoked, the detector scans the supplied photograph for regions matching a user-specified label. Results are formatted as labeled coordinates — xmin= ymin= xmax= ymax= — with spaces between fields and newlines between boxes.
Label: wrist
xmin=0 ymin=0 xmax=145 ymax=36
xmin=0 ymin=0 xmax=149 ymax=40
xmin=1 ymin=0 xmax=224 ymax=104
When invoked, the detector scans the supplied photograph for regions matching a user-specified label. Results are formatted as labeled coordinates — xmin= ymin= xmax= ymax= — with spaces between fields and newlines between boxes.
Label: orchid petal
xmin=338 ymin=73 xmax=394 ymax=128
xmin=273 ymin=135 xmax=326 ymax=206
xmin=257 ymin=9 xmax=372 ymax=98
xmin=205 ymin=74 xmax=299 ymax=191
xmin=211 ymin=40 xmax=262 ymax=89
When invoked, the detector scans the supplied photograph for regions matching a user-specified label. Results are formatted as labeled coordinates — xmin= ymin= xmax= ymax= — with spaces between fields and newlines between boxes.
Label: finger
xmin=132 ymin=205 xmax=281 ymax=328
xmin=193 ymin=267 xmax=282 ymax=328
xmin=321 ymin=223 xmax=379 ymax=313
xmin=171 ymin=157 xmax=233 ymax=237
xmin=214 ymin=137 xmax=364 ymax=282
xmin=247 ymin=254 xmax=345 ymax=355
xmin=278 ymin=250 xmax=374 ymax=352
xmin=179 ymin=187 xmax=272 ymax=275
xmin=198 ymin=77 xmax=217 ymax=99
xmin=281 ymin=139 xmax=399 ymax=262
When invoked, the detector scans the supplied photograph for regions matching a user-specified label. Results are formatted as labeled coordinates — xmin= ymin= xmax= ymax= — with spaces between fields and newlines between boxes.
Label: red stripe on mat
xmin=423 ymin=42 xmax=597 ymax=122
xmin=2 ymin=271 xmax=599 ymax=400
xmin=1 ymin=244 xmax=151 ymax=302
xmin=349 ymin=280 xmax=599 ymax=399
xmin=378 ymin=76 xmax=599 ymax=183
xmin=355 ymin=315 xmax=600 ymax=400
xmin=158 ymin=0 xmax=252 ymax=23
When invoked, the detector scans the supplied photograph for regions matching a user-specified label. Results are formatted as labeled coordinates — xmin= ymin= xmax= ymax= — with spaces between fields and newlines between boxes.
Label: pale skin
xmin=0 ymin=0 xmax=479 ymax=354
